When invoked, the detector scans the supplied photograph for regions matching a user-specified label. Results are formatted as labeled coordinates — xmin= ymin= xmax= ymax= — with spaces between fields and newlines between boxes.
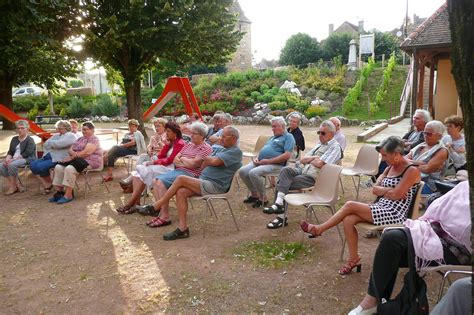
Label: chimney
xmin=329 ymin=23 xmax=334 ymax=35
xmin=358 ymin=20 xmax=364 ymax=33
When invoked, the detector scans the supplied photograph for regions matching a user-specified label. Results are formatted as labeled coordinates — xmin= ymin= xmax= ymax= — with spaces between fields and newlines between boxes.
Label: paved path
xmin=366 ymin=118 xmax=412 ymax=143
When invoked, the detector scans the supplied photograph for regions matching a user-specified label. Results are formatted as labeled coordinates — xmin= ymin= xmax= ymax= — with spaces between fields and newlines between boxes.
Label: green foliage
xmin=233 ymin=241 xmax=308 ymax=268
xmin=374 ymin=31 xmax=403 ymax=63
xmin=269 ymin=101 xmax=287 ymax=111
xmin=287 ymin=58 xmax=346 ymax=93
xmin=12 ymin=95 xmax=48 ymax=112
xmin=68 ymin=97 xmax=91 ymax=118
xmin=321 ymin=33 xmax=354 ymax=63
xmin=279 ymin=33 xmax=322 ymax=66
xmin=91 ymin=95 xmax=120 ymax=117
xmin=370 ymin=53 xmax=397 ymax=114
xmin=68 ymin=79 xmax=84 ymax=88
xmin=27 ymin=106 xmax=39 ymax=121
xmin=342 ymin=57 xmax=376 ymax=114
xmin=305 ymin=106 xmax=328 ymax=118
xmin=59 ymin=107 xmax=68 ymax=118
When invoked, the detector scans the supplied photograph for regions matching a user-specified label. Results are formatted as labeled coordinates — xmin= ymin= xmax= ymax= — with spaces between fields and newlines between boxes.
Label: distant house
xmin=328 ymin=21 xmax=364 ymax=37
xmin=226 ymin=1 xmax=252 ymax=72
xmin=400 ymin=2 xmax=461 ymax=121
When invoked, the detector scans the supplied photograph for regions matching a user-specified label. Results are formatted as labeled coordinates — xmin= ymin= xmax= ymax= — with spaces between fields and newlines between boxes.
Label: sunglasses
xmin=317 ymin=131 xmax=326 ymax=136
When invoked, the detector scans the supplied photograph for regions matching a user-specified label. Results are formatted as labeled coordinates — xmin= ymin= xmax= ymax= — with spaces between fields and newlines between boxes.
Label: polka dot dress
xmin=370 ymin=167 xmax=419 ymax=226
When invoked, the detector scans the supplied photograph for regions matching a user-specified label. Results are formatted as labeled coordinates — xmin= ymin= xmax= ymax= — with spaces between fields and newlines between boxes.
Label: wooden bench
xmin=34 ymin=115 xmax=63 ymax=126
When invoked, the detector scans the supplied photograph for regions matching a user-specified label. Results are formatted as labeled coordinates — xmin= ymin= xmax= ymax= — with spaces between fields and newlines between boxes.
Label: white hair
xmin=15 ymin=120 xmax=29 ymax=129
xmin=288 ymin=113 xmax=302 ymax=125
xmin=425 ymin=120 xmax=445 ymax=135
xmin=320 ymin=120 xmax=336 ymax=133
xmin=224 ymin=125 xmax=240 ymax=139
xmin=270 ymin=116 xmax=286 ymax=127
xmin=190 ymin=122 xmax=209 ymax=137
xmin=415 ymin=109 xmax=431 ymax=123
xmin=329 ymin=117 xmax=341 ymax=128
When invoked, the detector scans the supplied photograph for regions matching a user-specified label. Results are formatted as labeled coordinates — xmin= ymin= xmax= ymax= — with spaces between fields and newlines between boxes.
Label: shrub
xmin=305 ymin=106 xmax=328 ymax=118
xmin=68 ymin=97 xmax=91 ymax=118
xmin=91 ymin=95 xmax=120 ymax=117
xmin=27 ymin=106 xmax=39 ymax=121
xmin=342 ymin=57 xmax=375 ymax=114
xmin=269 ymin=101 xmax=287 ymax=111
xmin=371 ymin=53 xmax=396 ymax=114
xmin=13 ymin=95 xmax=48 ymax=112
xmin=59 ymin=107 xmax=68 ymax=117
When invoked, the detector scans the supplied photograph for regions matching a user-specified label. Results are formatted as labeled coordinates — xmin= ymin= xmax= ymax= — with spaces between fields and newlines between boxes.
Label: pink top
xmin=72 ymin=135 xmax=102 ymax=169
xmin=153 ymin=138 xmax=186 ymax=166
xmin=148 ymin=132 xmax=168 ymax=155
xmin=176 ymin=142 xmax=212 ymax=177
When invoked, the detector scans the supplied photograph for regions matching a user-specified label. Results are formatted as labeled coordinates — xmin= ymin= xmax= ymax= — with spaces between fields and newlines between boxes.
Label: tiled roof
xmin=334 ymin=21 xmax=359 ymax=33
xmin=400 ymin=2 xmax=451 ymax=50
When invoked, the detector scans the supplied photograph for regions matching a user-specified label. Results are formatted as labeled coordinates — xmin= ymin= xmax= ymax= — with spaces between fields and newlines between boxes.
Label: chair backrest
xmin=253 ymin=135 xmax=271 ymax=154
xmin=353 ymin=144 xmax=379 ymax=175
xmin=310 ymin=164 xmax=343 ymax=204
xmin=224 ymin=173 xmax=240 ymax=196
xmin=408 ymin=181 xmax=425 ymax=219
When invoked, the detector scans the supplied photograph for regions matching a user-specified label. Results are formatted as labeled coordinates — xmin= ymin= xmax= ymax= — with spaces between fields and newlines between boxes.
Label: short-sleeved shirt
xmin=72 ymin=135 xmax=102 ymax=169
xmin=176 ymin=142 xmax=213 ymax=177
xmin=211 ymin=128 xmax=240 ymax=149
xmin=442 ymin=134 xmax=466 ymax=168
xmin=301 ymin=138 xmax=342 ymax=177
xmin=334 ymin=131 xmax=347 ymax=151
xmin=200 ymin=145 xmax=243 ymax=191
xmin=257 ymin=132 xmax=295 ymax=165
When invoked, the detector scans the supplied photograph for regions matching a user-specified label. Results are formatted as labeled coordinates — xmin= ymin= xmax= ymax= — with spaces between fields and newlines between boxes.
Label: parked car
xmin=12 ymin=86 xmax=43 ymax=97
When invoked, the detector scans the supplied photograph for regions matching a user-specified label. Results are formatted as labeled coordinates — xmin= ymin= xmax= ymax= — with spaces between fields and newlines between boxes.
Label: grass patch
xmin=328 ymin=65 xmax=408 ymax=121
xmin=233 ymin=240 xmax=308 ymax=268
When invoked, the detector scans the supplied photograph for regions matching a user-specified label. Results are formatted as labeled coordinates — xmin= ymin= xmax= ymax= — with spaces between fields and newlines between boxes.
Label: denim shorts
xmin=156 ymin=169 xmax=193 ymax=188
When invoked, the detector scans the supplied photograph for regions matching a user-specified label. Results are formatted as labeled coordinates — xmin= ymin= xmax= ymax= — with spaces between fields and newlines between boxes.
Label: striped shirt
xmin=301 ymin=138 xmax=342 ymax=177
xmin=176 ymin=142 xmax=213 ymax=177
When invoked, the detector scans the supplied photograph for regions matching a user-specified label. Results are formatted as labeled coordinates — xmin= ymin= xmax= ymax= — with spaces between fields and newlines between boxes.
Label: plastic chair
xmin=122 ymin=154 xmax=140 ymax=175
xmin=190 ymin=175 xmax=240 ymax=237
xmin=424 ymin=265 xmax=473 ymax=302
xmin=77 ymin=155 xmax=110 ymax=197
xmin=242 ymin=135 xmax=270 ymax=159
xmin=341 ymin=144 xmax=379 ymax=200
xmin=283 ymin=164 xmax=344 ymax=257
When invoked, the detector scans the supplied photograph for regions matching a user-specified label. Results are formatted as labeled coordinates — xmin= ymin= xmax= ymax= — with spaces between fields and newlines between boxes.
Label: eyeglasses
xmin=423 ymin=132 xmax=435 ymax=137
xmin=317 ymin=131 xmax=326 ymax=136
xmin=82 ymin=128 xmax=90 ymax=132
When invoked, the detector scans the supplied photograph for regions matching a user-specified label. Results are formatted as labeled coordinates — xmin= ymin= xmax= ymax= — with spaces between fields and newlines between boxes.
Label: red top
xmin=153 ymin=138 xmax=186 ymax=166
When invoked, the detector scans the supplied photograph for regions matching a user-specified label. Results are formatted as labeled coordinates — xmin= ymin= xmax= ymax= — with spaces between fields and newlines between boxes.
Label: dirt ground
xmin=0 ymin=123 xmax=444 ymax=314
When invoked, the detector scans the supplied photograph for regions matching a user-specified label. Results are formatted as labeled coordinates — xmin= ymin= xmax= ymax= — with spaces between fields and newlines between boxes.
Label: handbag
xmin=59 ymin=157 xmax=89 ymax=173
xmin=372 ymin=228 xmax=429 ymax=315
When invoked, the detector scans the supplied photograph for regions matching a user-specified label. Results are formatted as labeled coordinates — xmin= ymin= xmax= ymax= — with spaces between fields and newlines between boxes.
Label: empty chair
xmin=242 ymin=135 xmax=271 ymax=159
xmin=341 ymin=144 xmax=379 ymax=200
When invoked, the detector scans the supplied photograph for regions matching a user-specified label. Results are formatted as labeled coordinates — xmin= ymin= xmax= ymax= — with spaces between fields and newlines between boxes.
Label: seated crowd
xmin=1 ymin=112 xmax=469 ymax=313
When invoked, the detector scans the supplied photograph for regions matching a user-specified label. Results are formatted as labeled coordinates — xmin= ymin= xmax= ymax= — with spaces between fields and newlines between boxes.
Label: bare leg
xmin=358 ymin=294 xmax=378 ymax=310
xmin=175 ymin=187 xmax=198 ymax=230
xmin=152 ymin=176 xmax=202 ymax=210
xmin=125 ymin=177 xmax=145 ymax=207
xmin=342 ymin=214 xmax=367 ymax=261
xmin=64 ymin=186 xmax=74 ymax=199
xmin=106 ymin=166 xmax=113 ymax=177
xmin=153 ymin=180 xmax=171 ymax=220
xmin=39 ymin=175 xmax=52 ymax=188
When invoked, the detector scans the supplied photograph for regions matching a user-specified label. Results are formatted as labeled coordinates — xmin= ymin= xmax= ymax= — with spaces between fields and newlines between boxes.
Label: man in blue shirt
xmin=144 ymin=126 xmax=243 ymax=240
xmin=239 ymin=117 xmax=295 ymax=208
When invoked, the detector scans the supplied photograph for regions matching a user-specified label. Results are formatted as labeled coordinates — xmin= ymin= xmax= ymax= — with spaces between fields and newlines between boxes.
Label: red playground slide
xmin=0 ymin=104 xmax=52 ymax=140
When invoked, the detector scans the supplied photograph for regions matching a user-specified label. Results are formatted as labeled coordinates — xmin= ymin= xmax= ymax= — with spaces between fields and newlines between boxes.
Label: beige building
xmin=328 ymin=21 xmax=364 ymax=38
xmin=400 ymin=2 xmax=461 ymax=121
xmin=226 ymin=1 xmax=252 ymax=72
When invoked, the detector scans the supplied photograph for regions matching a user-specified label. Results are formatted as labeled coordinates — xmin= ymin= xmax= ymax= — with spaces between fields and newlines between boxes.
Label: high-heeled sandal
xmin=300 ymin=220 xmax=322 ymax=238
xmin=339 ymin=257 xmax=362 ymax=275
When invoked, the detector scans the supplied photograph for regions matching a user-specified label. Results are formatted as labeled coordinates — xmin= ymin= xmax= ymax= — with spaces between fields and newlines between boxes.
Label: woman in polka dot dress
xmin=300 ymin=136 xmax=421 ymax=275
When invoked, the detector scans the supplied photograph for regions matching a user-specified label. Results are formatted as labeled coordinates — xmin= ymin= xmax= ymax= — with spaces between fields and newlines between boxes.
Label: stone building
xmin=328 ymin=21 xmax=364 ymax=38
xmin=226 ymin=1 xmax=252 ymax=72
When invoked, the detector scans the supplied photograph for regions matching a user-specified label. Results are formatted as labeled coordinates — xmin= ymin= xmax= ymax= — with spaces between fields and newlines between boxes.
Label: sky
xmin=238 ymin=0 xmax=446 ymax=62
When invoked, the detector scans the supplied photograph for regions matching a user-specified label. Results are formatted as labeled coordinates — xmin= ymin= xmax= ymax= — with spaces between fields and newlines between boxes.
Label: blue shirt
xmin=258 ymin=132 xmax=295 ymax=164
xmin=200 ymin=145 xmax=243 ymax=191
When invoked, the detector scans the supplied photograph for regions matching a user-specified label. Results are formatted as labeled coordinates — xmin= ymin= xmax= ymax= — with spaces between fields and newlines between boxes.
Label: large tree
xmin=83 ymin=0 xmax=241 ymax=132
xmin=279 ymin=33 xmax=321 ymax=66
xmin=320 ymin=32 xmax=353 ymax=63
xmin=446 ymin=0 xmax=474 ymax=233
xmin=0 ymin=0 xmax=80 ymax=129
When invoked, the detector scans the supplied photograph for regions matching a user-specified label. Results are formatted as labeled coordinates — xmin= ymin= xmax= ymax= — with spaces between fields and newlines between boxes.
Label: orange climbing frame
xmin=143 ymin=76 xmax=202 ymax=121
xmin=0 ymin=104 xmax=52 ymax=140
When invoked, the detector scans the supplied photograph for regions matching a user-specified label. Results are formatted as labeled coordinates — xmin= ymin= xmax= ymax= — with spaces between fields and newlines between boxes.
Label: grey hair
xmin=288 ymin=113 xmax=301 ymax=125
xmin=55 ymin=120 xmax=72 ymax=132
xmin=212 ymin=113 xmax=223 ymax=121
xmin=270 ymin=116 xmax=286 ymax=127
xmin=15 ymin=120 xmax=29 ymax=129
xmin=415 ymin=109 xmax=431 ymax=123
xmin=223 ymin=113 xmax=233 ymax=123
xmin=425 ymin=120 xmax=445 ymax=135
xmin=320 ymin=120 xmax=336 ymax=133
xmin=223 ymin=125 xmax=240 ymax=140
xmin=190 ymin=122 xmax=208 ymax=137
xmin=151 ymin=117 xmax=167 ymax=131
xmin=376 ymin=136 xmax=405 ymax=154
xmin=329 ymin=117 xmax=341 ymax=128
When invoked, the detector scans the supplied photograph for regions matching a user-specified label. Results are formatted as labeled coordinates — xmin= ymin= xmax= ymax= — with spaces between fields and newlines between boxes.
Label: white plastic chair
xmin=424 ymin=265 xmax=473 ymax=302
xmin=341 ymin=144 xmax=379 ymax=200
xmin=284 ymin=164 xmax=344 ymax=256
xmin=121 ymin=154 xmax=140 ymax=175
xmin=190 ymin=174 xmax=240 ymax=237
xmin=77 ymin=154 xmax=110 ymax=197
xmin=242 ymin=135 xmax=270 ymax=159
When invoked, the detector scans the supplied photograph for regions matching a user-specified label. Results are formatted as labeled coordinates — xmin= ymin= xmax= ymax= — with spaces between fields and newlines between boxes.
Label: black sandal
xmin=263 ymin=204 xmax=284 ymax=214
xmin=136 ymin=204 xmax=160 ymax=216
xmin=163 ymin=228 xmax=190 ymax=240
xmin=252 ymin=200 xmax=268 ymax=208
xmin=243 ymin=196 xmax=259 ymax=204
xmin=267 ymin=217 xmax=288 ymax=229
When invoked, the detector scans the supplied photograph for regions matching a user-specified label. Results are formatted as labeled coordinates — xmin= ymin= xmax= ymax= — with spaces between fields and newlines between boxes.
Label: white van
xmin=12 ymin=86 xmax=43 ymax=97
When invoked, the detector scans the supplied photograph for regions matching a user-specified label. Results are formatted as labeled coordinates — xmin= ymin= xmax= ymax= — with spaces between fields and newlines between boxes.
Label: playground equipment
xmin=0 ymin=104 xmax=52 ymax=140
xmin=143 ymin=76 xmax=202 ymax=121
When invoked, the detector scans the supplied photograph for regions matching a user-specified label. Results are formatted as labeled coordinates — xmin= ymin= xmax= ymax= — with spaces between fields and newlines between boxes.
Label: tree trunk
xmin=48 ymin=90 xmax=55 ymax=115
xmin=446 ymin=0 xmax=473 ymax=261
xmin=124 ymin=78 xmax=147 ymax=139
xmin=0 ymin=76 xmax=16 ymax=130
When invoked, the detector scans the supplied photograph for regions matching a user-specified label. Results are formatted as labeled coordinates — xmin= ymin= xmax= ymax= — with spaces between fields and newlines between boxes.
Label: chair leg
xmin=225 ymin=198 xmax=239 ymax=231
xmin=354 ymin=176 xmax=361 ymax=201
xmin=203 ymin=200 xmax=210 ymax=238
xmin=339 ymin=177 xmax=345 ymax=195
xmin=340 ymin=238 xmax=346 ymax=262
xmin=207 ymin=199 xmax=218 ymax=219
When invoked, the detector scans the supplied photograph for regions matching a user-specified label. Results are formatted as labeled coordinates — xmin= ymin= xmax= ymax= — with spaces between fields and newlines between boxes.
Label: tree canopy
xmin=279 ymin=33 xmax=321 ymax=66
xmin=320 ymin=33 xmax=353 ymax=63
xmin=0 ymin=0 xmax=81 ymax=129
xmin=83 ymin=0 xmax=242 ymax=129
